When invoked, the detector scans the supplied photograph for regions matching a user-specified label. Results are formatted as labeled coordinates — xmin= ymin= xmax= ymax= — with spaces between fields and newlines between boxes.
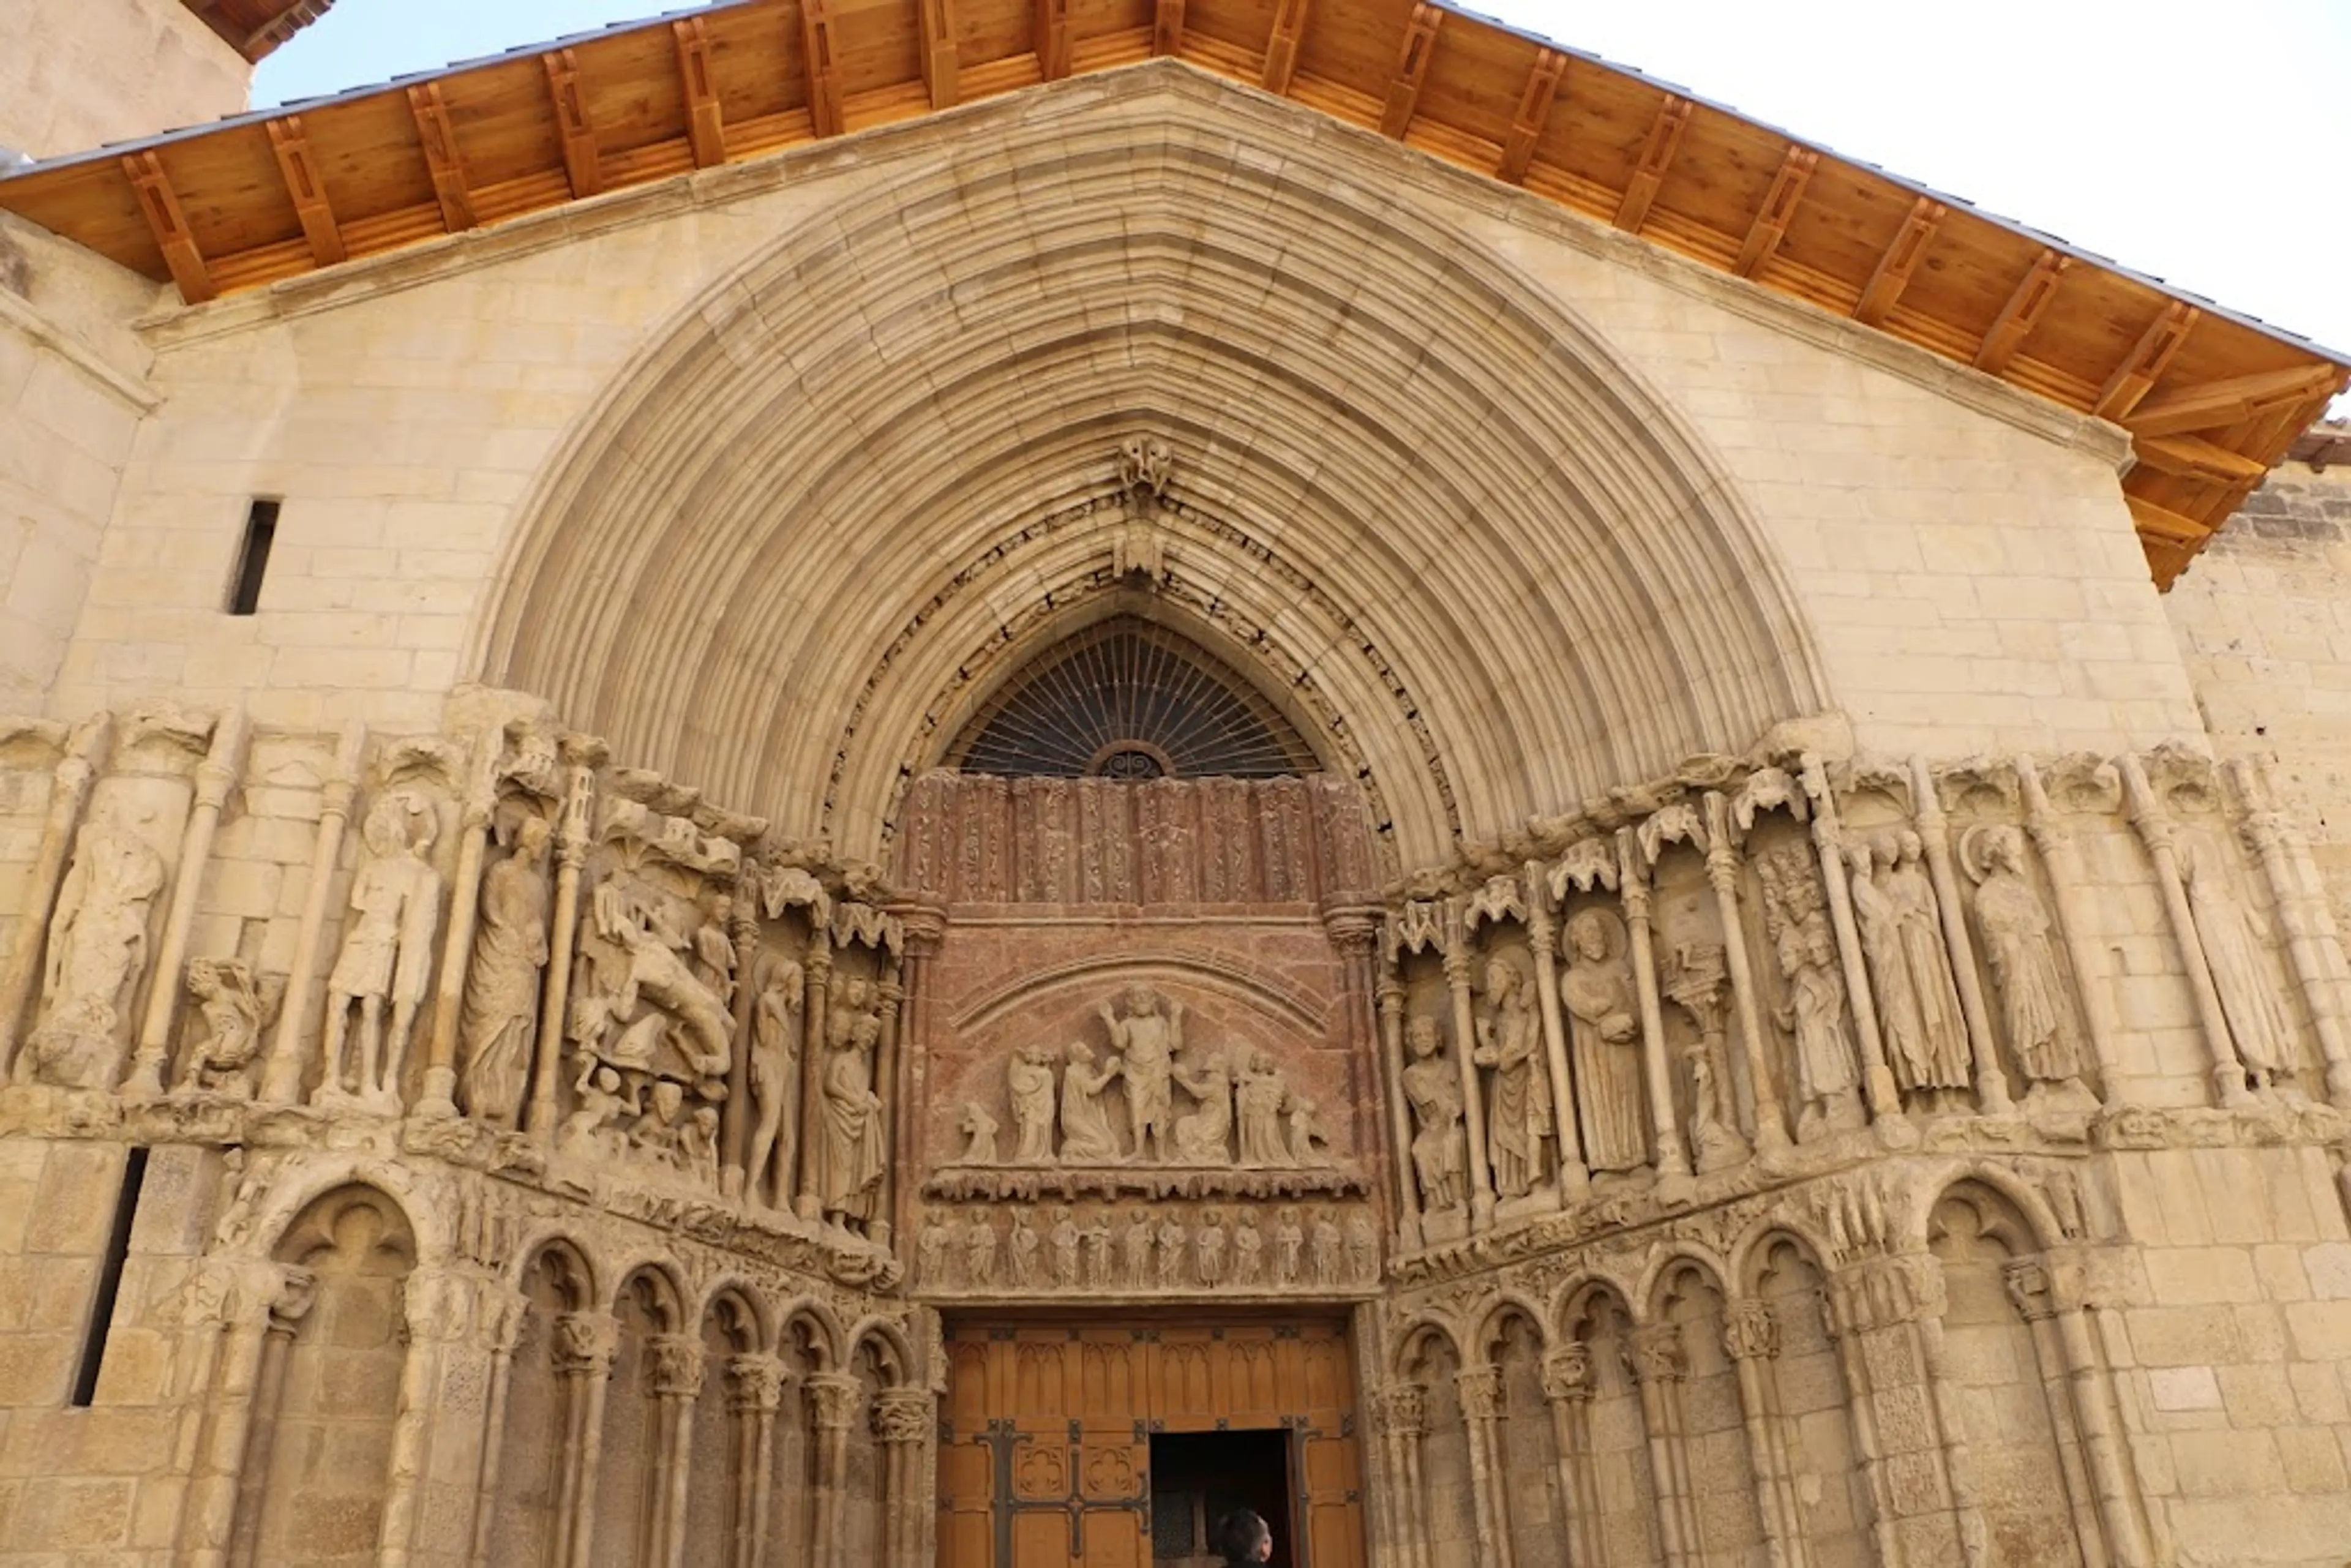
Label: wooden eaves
xmin=179 ymin=1 xmax=336 ymax=64
xmin=13 ymin=0 xmax=2347 ymax=586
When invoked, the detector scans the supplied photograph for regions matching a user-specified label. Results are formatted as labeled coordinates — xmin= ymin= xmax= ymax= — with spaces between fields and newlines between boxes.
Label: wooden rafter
xmin=1261 ymin=0 xmax=1311 ymax=94
xmin=1498 ymin=50 xmax=1564 ymax=186
xmin=543 ymin=51 xmax=602 ymax=199
xmin=2130 ymin=432 xmax=2271 ymax=486
xmin=264 ymin=116 xmax=345 ymax=267
xmin=121 ymin=152 xmax=213 ymax=304
xmin=405 ymin=83 xmax=476 ymax=233
xmin=1614 ymin=96 xmax=1690 ymax=234
xmin=1379 ymin=5 xmax=1443 ymax=140
xmin=1154 ymin=0 xmax=1185 ymax=57
xmin=2094 ymin=301 xmax=2199 ymax=422
xmin=1973 ymin=248 xmax=2069 ymax=373
xmin=1854 ymin=195 xmax=1944 ymax=326
xmin=1035 ymin=0 xmax=1071 ymax=82
xmin=803 ymin=0 xmax=846 ymax=138
xmin=675 ymin=18 xmax=729 ymax=167
xmin=2125 ymin=365 xmax=2347 ymax=439
xmin=2126 ymin=493 xmax=2210 ymax=546
xmin=918 ymin=0 xmax=961 ymax=107
xmin=1734 ymin=144 xmax=1814 ymax=279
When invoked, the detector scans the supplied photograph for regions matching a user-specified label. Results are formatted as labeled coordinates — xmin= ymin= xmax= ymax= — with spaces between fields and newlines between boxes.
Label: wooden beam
xmin=1035 ymin=0 xmax=1071 ymax=83
xmin=1614 ymin=96 xmax=1690 ymax=234
xmin=674 ymin=18 xmax=729 ymax=166
xmin=2094 ymin=300 xmax=2199 ymax=422
xmin=802 ymin=0 xmax=845 ymax=137
xmin=2126 ymin=492 xmax=2211 ymax=547
xmin=1378 ymin=5 xmax=1443 ymax=140
xmin=1498 ymin=50 xmax=1564 ymax=185
xmin=1153 ymin=0 xmax=1185 ymax=56
xmin=121 ymin=151 xmax=214 ymax=304
xmin=543 ymin=51 xmax=601 ymax=198
xmin=405 ymin=83 xmax=476 ymax=234
xmin=1853 ymin=195 xmax=1944 ymax=326
xmin=2126 ymin=365 xmax=2347 ymax=438
xmin=1260 ymin=0 xmax=1311 ymax=94
xmin=916 ymin=0 xmax=960 ymax=107
xmin=1972 ymin=248 xmax=2070 ymax=373
xmin=2131 ymin=432 xmax=2270 ymax=486
xmin=263 ymin=116 xmax=345 ymax=268
xmin=1734 ymin=144 xmax=1814 ymax=279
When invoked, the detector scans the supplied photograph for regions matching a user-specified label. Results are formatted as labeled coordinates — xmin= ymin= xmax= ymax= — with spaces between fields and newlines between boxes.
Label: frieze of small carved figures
xmin=915 ymin=1202 xmax=1379 ymax=1293
xmin=954 ymin=983 xmax=1338 ymax=1174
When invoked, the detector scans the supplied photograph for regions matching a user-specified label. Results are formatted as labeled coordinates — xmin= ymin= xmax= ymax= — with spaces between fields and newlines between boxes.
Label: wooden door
xmin=939 ymin=1317 xmax=1365 ymax=1568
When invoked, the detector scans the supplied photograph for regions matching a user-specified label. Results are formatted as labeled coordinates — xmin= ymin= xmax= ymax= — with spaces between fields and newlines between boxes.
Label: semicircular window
xmin=948 ymin=618 xmax=1319 ymax=779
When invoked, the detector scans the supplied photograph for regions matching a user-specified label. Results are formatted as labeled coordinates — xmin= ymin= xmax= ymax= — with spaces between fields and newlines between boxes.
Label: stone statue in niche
xmin=1007 ymin=1046 xmax=1060 ymax=1165
xmin=2181 ymin=835 xmax=2294 ymax=1093
xmin=1155 ymin=1213 xmax=1187 ymax=1289
xmin=1661 ymin=943 xmax=1747 ymax=1173
xmin=1172 ymin=1051 xmax=1235 ymax=1163
xmin=1275 ymin=1207 xmax=1304 ymax=1285
xmin=747 ymin=955 xmax=804 ymax=1207
xmin=1232 ymin=1214 xmax=1263 ymax=1286
xmin=1195 ymin=1207 xmax=1227 ymax=1286
xmin=179 ymin=958 xmax=285 ymax=1097
xmin=1561 ymin=910 xmax=1646 ymax=1176
xmin=958 ymin=1101 xmax=1000 ymax=1163
xmin=318 ymin=792 xmax=443 ymax=1111
xmin=1049 ymin=1206 xmax=1081 ymax=1288
xmin=1346 ymin=1212 xmax=1377 ymax=1282
xmin=1401 ymin=1016 xmax=1467 ymax=1212
xmin=817 ymin=977 xmax=887 ymax=1225
xmin=23 ymin=802 xmax=165 ymax=1090
xmin=1082 ymin=1210 xmax=1112 ymax=1286
xmin=965 ymin=1212 xmax=999 ymax=1288
xmin=459 ymin=815 xmax=552 ymax=1128
xmin=1058 ymin=1040 xmax=1125 ymax=1163
xmin=1310 ymin=1211 xmax=1343 ymax=1287
xmin=1008 ymin=1207 xmax=1040 ymax=1287
xmin=1474 ymin=954 xmax=1553 ymax=1198
xmin=1761 ymin=846 xmax=1864 ymax=1140
xmin=1851 ymin=835 xmax=1970 ymax=1106
xmin=1101 ymin=985 xmax=1182 ymax=1162
xmin=690 ymin=893 xmax=737 ymax=1014
xmin=1120 ymin=1207 xmax=1155 ymax=1289
xmin=1235 ymin=1048 xmax=1294 ymax=1167
xmin=1963 ymin=825 xmax=2087 ymax=1101
xmin=920 ymin=1218 xmax=953 ymax=1288
xmin=1287 ymin=1097 xmax=1330 ymax=1165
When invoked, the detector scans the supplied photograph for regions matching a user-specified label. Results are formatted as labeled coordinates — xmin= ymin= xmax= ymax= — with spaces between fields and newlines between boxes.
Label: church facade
xmin=2 ymin=2 xmax=2350 ymax=1564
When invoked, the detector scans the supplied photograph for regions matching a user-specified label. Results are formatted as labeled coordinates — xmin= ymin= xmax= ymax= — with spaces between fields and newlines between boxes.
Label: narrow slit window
xmin=70 ymin=1145 xmax=148 ymax=1408
xmin=226 ymin=498 xmax=279 ymax=615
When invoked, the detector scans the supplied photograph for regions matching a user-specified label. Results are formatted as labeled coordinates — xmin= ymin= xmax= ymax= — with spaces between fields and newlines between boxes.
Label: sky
xmin=253 ymin=0 xmax=2351 ymax=390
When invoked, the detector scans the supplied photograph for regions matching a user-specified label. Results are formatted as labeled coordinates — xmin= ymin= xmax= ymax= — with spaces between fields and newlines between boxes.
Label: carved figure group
xmin=920 ymin=1202 xmax=1375 ymax=1292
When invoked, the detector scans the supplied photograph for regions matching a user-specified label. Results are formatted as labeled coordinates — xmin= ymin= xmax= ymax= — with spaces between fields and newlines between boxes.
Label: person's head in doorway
xmin=1215 ymin=1507 xmax=1273 ymax=1564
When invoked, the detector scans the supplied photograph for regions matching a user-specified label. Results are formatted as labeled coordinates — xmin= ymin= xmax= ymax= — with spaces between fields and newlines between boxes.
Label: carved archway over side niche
xmin=478 ymin=78 xmax=1831 ymax=868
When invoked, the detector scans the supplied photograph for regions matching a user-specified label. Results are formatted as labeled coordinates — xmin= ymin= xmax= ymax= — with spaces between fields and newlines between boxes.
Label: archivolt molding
xmin=478 ymin=81 xmax=1829 ymax=869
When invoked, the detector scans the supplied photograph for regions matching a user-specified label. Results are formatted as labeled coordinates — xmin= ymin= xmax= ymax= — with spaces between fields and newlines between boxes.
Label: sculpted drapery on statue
xmin=20 ymin=803 xmax=164 ymax=1090
xmin=1964 ymin=825 xmax=2085 ymax=1095
xmin=1401 ymin=1016 xmax=1466 ymax=1212
xmin=1474 ymin=955 xmax=1551 ymax=1198
xmin=1851 ymin=833 xmax=1970 ymax=1103
xmin=459 ymin=814 xmax=552 ymax=1127
xmin=1560 ymin=909 xmax=1644 ymax=1174
xmin=2180 ymin=836 xmax=2295 ymax=1090
xmin=819 ymin=976 xmax=888 ymax=1221
xmin=1102 ymin=985 xmax=1180 ymax=1162
xmin=1059 ymin=1040 xmax=1124 ymax=1162
xmin=318 ymin=792 xmax=443 ymax=1111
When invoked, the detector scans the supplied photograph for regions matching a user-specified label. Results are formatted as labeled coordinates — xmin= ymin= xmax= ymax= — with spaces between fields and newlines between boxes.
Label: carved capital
xmin=2003 ymin=1259 xmax=2058 ymax=1322
xmin=1455 ymin=1364 xmax=1502 ymax=1420
xmin=646 ymin=1333 xmax=707 ymax=1400
xmin=727 ymin=1353 xmax=790 ymax=1414
xmin=1827 ymin=1254 xmax=1946 ymax=1335
xmin=804 ymin=1370 xmax=864 ymax=1432
xmin=1722 ymin=1301 xmax=1779 ymax=1362
xmin=1384 ymin=1381 xmax=1428 ymax=1439
xmin=872 ymin=1386 xmax=934 ymax=1444
xmin=489 ymin=1291 xmax=531 ymax=1357
xmin=1540 ymin=1345 xmax=1594 ymax=1403
xmin=1627 ymin=1323 xmax=1686 ymax=1384
xmin=552 ymin=1311 xmax=619 ymax=1378
xmin=321 ymin=776 xmax=360 ymax=819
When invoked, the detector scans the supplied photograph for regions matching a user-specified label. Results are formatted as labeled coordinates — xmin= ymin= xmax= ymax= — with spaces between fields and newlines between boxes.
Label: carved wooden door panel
xmin=938 ymin=1318 xmax=1363 ymax=1568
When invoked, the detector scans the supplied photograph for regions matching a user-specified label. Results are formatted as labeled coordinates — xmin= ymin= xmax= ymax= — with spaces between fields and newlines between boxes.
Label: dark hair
xmin=1214 ymin=1508 xmax=1271 ymax=1564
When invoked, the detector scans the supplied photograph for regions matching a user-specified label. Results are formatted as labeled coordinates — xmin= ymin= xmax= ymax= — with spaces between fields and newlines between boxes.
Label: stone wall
xmin=2166 ymin=456 xmax=2351 ymax=925
xmin=0 ymin=0 xmax=250 ymax=161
